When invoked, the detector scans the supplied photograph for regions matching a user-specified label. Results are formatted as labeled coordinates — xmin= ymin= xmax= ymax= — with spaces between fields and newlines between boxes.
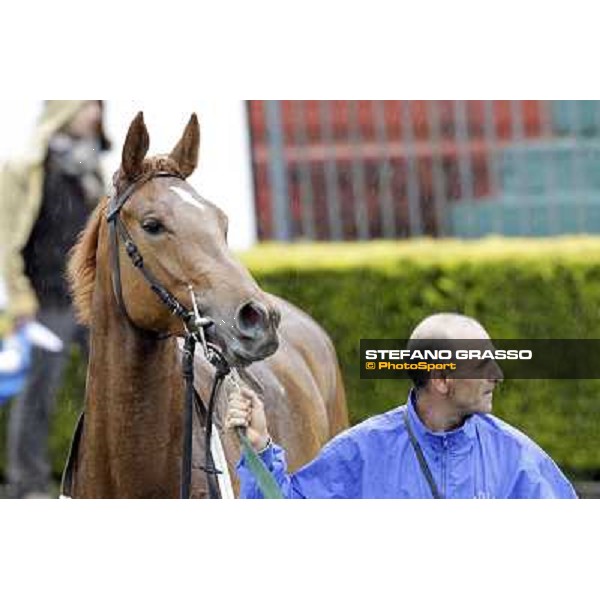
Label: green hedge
xmin=244 ymin=238 xmax=600 ymax=479
xmin=2 ymin=237 xmax=600 ymax=480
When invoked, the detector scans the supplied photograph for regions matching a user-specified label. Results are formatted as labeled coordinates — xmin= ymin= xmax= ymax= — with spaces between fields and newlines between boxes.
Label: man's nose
xmin=489 ymin=361 xmax=504 ymax=384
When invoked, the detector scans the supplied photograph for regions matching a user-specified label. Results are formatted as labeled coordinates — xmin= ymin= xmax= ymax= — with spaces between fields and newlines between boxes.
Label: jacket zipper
xmin=442 ymin=437 xmax=448 ymax=497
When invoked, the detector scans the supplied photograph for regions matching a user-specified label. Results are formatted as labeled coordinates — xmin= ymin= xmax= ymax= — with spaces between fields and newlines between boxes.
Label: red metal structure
xmin=247 ymin=101 xmax=547 ymax=240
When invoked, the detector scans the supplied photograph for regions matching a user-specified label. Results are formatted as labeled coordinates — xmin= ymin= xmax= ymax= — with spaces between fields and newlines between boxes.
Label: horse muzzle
xmin=227 ymin=300 xmax=281 ymax=364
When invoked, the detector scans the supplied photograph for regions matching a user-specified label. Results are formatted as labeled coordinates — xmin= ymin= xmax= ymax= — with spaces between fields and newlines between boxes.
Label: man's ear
xmin=429 ymin=372 xmax=452 ymax=395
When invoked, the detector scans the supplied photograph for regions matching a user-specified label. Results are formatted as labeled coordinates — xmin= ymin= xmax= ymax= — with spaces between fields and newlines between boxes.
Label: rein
xmin=101 ymin=171 xmax=283 ymax=500
xmin=107 ymin=171 xmax=225 ymax=499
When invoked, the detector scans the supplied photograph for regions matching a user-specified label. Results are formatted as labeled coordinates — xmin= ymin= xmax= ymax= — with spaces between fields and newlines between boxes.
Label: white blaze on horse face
xmin=170 ymin=185 xmax=206 ymax=212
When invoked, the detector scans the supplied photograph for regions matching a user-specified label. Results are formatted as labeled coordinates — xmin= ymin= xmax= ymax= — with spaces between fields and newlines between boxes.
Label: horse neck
xmin=76 ymin=267 xmax=184 ymax=498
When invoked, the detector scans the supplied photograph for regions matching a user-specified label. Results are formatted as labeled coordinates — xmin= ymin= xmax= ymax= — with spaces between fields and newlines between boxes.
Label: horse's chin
xmin=227 ymin=340 xmax=279 ymax=368
xmin=228 ymin=351 xmax=253 ymax=369
xmin=205 ymin=326 xmax=279 ymax=368
xmin=227 ymin=346 xmax=265 ymax=368
xmin=202 ymin=332 xmax=253 ymax=368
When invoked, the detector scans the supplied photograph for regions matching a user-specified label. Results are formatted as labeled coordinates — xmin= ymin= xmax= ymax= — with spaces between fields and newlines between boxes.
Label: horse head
xmin=75 ymin=111 xmax=280 ymax=366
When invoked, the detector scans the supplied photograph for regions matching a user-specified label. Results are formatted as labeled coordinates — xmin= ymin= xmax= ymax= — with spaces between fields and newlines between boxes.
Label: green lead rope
xmin=236 ymin=428 xmax=284 ymax=499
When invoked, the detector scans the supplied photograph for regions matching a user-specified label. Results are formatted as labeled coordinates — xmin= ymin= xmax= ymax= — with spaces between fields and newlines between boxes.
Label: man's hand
xmin=226 ymin=386 xmax=271 ymax=453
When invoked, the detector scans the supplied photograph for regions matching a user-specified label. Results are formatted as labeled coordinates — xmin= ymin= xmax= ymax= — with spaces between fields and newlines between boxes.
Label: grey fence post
xmin=569 ymin=101 xmax=585 ymax=233
xmin=483 ymin=100 xmax=503 ymax=235
xmin=541 ymin=100 xmax=559 ymax=234
xmin=320 ymin=101 xmax=343 ymax=240
xmin=454 ymin=100 xmax=475 ymax=237
xmin=265 ymin=100 xmax=291 ymax=241
xmin=349 ymin=100 xmax=370 ymax=240
xmin=292 ymin=101 xmax=316 ymax=240
xmin=401 ymin=101 xmax=423 ymax=237
xmin=509 ymin=100 xmax=527 ymax=235
xmin=428 ymin=100 xmax=448 ymax=237
xmin=373 ymin=100 xmax=396 ymax=238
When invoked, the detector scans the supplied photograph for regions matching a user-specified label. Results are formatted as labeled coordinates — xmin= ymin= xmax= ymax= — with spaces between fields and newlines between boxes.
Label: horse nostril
xmin=236 ymin=301 xmax=268 ymax=337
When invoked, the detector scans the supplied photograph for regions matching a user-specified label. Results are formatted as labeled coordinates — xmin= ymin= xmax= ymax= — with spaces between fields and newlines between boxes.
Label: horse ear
xmin=170 ymin=113 xmax=200 ymax=178
xmin=122 ymin=111 xmax=150 ymax=180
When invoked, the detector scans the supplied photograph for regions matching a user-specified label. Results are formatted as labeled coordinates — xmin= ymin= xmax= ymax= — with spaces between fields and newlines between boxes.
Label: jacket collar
xmin=406 ymin=389 xmax=477 ymax=453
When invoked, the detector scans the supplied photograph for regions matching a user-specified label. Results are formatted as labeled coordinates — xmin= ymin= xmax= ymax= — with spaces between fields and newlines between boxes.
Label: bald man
xmin=227 ymin=313 xmax=576 ymax=499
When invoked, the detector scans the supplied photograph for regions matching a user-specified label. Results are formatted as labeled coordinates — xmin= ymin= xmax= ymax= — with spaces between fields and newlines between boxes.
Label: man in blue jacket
xmin=227 ymin=313 xmax=577 ymax=499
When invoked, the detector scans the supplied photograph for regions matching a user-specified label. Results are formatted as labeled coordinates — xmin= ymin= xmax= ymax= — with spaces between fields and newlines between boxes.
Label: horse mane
xmin=68 ymin=158 xmax=183 ymax=325
xmin=68 ymin=197 xmax=107 ymax=325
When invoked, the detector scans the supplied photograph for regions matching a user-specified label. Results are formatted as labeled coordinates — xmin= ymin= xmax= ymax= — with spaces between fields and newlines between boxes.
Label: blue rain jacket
xmin=237 ymin=390 xmax=577 ymax=499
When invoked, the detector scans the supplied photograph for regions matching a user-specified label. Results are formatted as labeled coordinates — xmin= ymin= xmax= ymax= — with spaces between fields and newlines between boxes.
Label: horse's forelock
xmin=68 ymin=198 xmax=108 ymax=325
xmin=113 ymin=156 xmax=184 ymax=193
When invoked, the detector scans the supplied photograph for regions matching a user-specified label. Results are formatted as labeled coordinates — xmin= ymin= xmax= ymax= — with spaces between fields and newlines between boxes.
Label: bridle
xmin=106 ymin=171 xmax=193 ymax=331
xmin=60 ymin=168 xmax=283 ymax=499
xmin=58 ymin=169 xmax=284 ymax=499
xmin=106 ymin=170 xmax=229 ymax=499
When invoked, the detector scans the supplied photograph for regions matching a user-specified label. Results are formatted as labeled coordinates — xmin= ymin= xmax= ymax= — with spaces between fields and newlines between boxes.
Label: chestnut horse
xmin=65 ymin=112 xmax=348 ymax=498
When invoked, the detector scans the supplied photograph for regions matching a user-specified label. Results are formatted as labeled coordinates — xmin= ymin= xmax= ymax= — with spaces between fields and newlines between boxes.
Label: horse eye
xmin=142 ymin=219 xmax=165 ymax=235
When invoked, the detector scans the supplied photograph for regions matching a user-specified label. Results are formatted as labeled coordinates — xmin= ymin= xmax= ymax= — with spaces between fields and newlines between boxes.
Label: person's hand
xmin=226 ymin=385 xmax=271 ymax=452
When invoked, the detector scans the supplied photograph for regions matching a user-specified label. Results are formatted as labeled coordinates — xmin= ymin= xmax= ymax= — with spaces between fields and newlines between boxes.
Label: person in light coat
xmin=0 ymin=101 xmax=110 ymax=498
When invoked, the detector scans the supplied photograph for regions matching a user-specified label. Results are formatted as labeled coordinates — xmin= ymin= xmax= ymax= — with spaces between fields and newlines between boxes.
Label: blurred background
xmin=250 ymin=101 xmax=600 ymax=241
xmin=1 ymin=100 xmax=599 ymax=497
